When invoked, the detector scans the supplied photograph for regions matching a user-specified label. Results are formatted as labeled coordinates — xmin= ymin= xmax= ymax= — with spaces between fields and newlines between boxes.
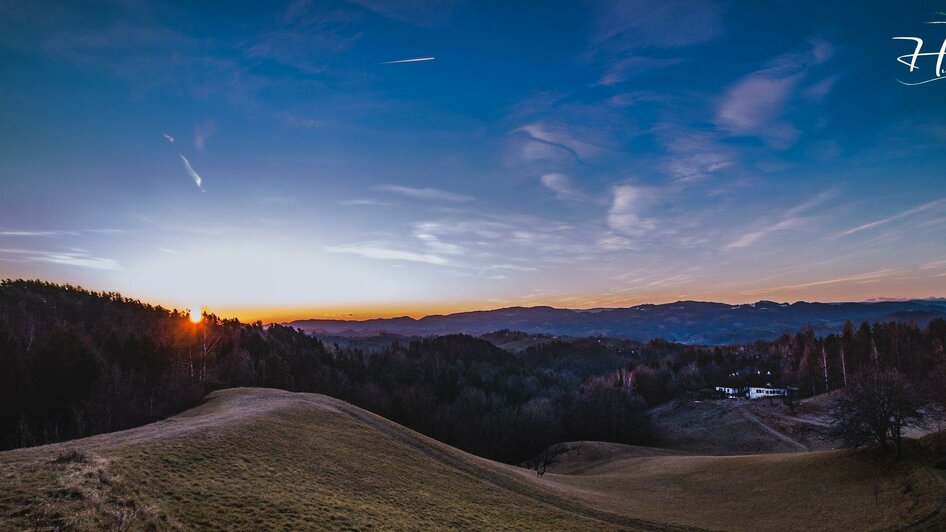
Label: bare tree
xmin=831 ymin=368 xmax=925 ymax=460
xmin=840 ymin=320 xmax=852 ymax=388
xmin=529 ymin=446 xmax=559 ymax=477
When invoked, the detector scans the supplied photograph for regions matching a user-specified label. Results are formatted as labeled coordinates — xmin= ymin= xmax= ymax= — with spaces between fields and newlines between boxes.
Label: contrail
xmin=163 ymin=133 xmax=175 ymax=143
xmin=179 ymin=154 xmax=203 ymax=190
xmin=381 ymin=57 xmax=435 ymax=64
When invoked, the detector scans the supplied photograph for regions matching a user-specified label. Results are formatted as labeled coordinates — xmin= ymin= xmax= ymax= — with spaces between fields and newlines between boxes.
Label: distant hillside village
xmin=714 ymin=371 xmax=797 ymax=400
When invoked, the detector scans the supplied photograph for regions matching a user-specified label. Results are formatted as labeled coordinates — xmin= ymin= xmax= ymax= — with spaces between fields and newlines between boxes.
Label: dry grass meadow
xmin=1 ymin=388 xmax=944 ymax=530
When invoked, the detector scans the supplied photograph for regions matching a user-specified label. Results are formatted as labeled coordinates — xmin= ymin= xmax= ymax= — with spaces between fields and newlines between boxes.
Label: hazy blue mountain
xmin=289 ymin=300 xmax=946 ymax=345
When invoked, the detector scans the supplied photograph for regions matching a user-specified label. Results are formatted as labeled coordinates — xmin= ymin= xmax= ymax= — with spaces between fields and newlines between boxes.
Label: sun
xmin=189 ymin=307 xmax=203 ymax=324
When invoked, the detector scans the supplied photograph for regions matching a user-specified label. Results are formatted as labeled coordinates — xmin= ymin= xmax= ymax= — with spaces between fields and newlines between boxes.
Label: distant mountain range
xmin=288 ymin=300 xmax=946 ymax=345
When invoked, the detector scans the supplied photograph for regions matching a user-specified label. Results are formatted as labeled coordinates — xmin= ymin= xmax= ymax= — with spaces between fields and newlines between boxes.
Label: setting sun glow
xmin=189 ymin=307 xmax=202 ymax=324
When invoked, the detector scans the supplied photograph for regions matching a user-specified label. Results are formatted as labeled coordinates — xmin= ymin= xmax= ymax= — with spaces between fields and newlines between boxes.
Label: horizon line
xmin=274 ymin=296 xmax=946 ymax=324
xmin=3 ymin=278 xmax=943 ymax=325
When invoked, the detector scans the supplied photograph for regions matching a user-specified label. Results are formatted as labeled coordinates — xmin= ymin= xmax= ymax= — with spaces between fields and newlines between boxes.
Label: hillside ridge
xmin=2 ymin=388 xmax=943 ymax=531
xmin=290 ymin=299 xmax=946 ymax=344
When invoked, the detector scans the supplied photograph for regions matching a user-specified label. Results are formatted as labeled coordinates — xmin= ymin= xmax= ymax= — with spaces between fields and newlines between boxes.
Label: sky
xmin=1 ymin=0 xmax=945 ymax=322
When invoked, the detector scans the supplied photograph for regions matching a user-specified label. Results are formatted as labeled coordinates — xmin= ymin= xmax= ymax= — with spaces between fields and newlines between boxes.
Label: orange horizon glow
xmin=215 ymin=302 xmax=495 ymax=324
xmin=210 ymin=295 xmax=946 ymax=325
xmin=19 ymin=276 xmax=938 ymax=325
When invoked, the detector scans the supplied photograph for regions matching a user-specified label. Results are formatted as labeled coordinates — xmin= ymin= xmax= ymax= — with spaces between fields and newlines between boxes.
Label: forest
xmin=1 ymin=280 xmax=944 ymax=464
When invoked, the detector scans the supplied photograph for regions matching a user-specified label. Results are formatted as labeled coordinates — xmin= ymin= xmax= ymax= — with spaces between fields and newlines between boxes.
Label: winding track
xmin=736 ymin=403 xmax=809 ymax=452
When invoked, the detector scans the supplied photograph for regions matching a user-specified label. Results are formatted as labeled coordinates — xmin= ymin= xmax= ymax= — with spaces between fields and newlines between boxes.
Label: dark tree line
xmin=0 ymin=281 xmax=651 ymax=463
xmin=571 ymin=322 xmax=946 ymax=409
xmin=3 ymin=280 xmax=944 ymax=463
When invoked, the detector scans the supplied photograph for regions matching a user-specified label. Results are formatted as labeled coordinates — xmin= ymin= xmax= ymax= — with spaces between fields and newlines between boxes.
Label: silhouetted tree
xmin=831 ymin=368 xmax=925 ymax=459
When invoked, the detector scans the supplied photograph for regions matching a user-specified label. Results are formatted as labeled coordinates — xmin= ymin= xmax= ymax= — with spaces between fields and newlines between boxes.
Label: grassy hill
xmin=1 ymin=388 xmax=944 ymax=531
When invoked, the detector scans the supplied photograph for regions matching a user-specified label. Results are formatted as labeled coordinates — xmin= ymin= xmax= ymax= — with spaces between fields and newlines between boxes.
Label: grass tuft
xmin=49 ymin=449 xmax=87 ymax=465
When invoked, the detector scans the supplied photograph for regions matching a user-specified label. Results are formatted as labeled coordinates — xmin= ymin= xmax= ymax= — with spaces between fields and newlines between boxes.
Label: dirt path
xmin=736 ymin=404 xmax=809 ymax=452
xmin=775 ymin=413 xmax=832 ymax=428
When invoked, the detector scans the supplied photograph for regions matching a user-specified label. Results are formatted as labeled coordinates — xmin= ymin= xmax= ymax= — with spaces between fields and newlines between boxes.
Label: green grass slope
xmin=1 ymin=388 xmax=943 ymax=531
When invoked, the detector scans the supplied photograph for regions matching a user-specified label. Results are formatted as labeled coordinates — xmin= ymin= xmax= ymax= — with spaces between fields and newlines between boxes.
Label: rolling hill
xmin=2 ymin=388 xmax=943 ymax=530
xmin=289 ymin=299 xmax=946 ymax=344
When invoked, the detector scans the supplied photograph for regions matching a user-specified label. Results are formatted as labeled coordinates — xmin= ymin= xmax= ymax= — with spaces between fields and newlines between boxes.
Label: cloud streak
xmin=742 ymin=269 xmax=897 ymax=295
xmin=0 ymin=247 xmax=121 ymax=271
xmin=179 ymin=154 xmax=203 ymax=189
xmin=592 ymin=0 xmax=723 ymax=51
xmin=373 ymin=185 xmax=472 ymax=202
xmin=838 ymin=197 xmax=946 ymax=237
xmin=0 ymin=230 xmax=77 ymax=237
xmin=726 ymin=191 xmax=834 ymax=249
xmin=381 ymin=57 xmax=435 ymax=64
xmin=540 ymin=173 xmax=584 ymax=201
xmin=516 ymin=123 xmax=603 ymax=162
xmin=325 ymin=244 xmax=447 ymax=265
xmin=338 ymin=199 xmax=396 ymax=207
xmin=715 ymin=39 xmax=834 ymax=148
xmin=659 ymin=129 xmax=735 ymax=183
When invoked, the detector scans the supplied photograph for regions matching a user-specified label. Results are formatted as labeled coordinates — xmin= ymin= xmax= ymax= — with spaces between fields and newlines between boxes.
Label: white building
xmin=715 ymin=386 xmax=745 ymax=398
xmin=747 ymin=387 xmax=787 ymax=399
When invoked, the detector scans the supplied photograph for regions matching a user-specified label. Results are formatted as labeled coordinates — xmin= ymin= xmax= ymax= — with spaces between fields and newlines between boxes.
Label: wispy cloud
xmin=540 ymin=173 xmax=584 ymax=201
xmin=838 ymin=197 xmax=946 ymax=237
xmin=413 ymin=223 xmax=466 ymax=255
xmin=484 ymin=263 xmax=538 ymax=272
xmin=179 ymin=154 xmax=203 ymax=189
xmin=373 ymin=184 xmax=472 ymax=202
xmin=516 ymin=123 xmax=603 ymax=162
xmin=256 ymin=196 xmax=299 ymax=206
xmin=381 ymin=56 xmax=435 ymax=64
xmin=726 ymin=191 xmax=834 ymax=249
xmin=325 ymin=244 xmax=447 ymax=265
xmin=597 ymin=233 xmax=634 ymax=251
xmin=163 ymin=133 xmax=175 ymax=143
xmin=0 ymin=230 xmax=77 ymax=237
xmin=34 ymin=251 xmax=122 ymax=271
xmin=592 ymin=0 xmax=723 ymax=52
xmin=0 ymin=247 xmax=121 ymax=270
xmin=726 ymin=219 xmax=798 ymax=249
xmin=338 ymin=199 xmax=396 ymax=207
xmin=716 ymin=39 xmax=834 ymax=148
xmin=717 ymin=76 xmax=799 ymax=146
xmin=742 ymin=269 xmax=898 ymax=296
xmin=607 ymin=184 xmax=657 ymax=237
xmin=194 ymin=121 xmax=217 ymax=151
xmin=351 ymin=0 xmax=456 ymax=28
xmin=659 ymin=128 xmax=735 ymax=183
xmin=1 ymin=229 xmax=123 ymax=237
xmin=917 ymin=216 xmax=946 ymax=229
xmin=919 ymin=258 xmax=946 ymax=270
xmin=597 ymin=56 xmax=684 ymax=86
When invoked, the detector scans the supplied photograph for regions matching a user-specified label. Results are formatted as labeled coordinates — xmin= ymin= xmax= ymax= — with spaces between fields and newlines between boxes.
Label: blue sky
xmin=1 ymin=0 xmax=945 ymax=320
